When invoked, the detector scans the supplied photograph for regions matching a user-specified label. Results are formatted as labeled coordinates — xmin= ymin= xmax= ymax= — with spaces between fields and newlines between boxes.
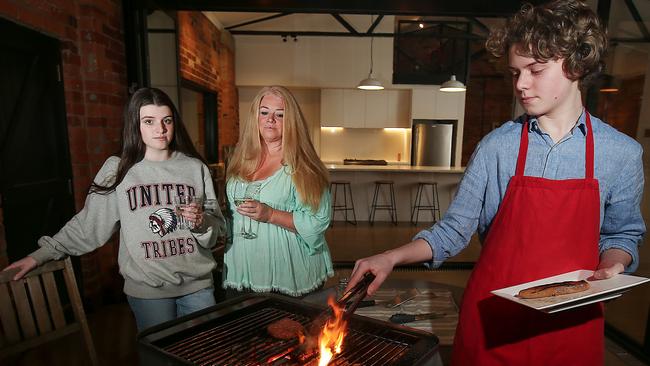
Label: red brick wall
xmin=0 ymin=0 xmax=127 ymax=305
xmin=177 ymin=11 xmax=239 ymax=161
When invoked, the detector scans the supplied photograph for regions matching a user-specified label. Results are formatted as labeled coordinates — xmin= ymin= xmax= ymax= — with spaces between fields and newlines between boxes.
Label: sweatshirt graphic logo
xmin=148 ymin=208 xmax=178 ymax=237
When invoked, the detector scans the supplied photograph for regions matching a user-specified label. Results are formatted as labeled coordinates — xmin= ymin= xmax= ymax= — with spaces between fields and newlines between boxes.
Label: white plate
xmin=491 ymin=270 xmax=650 ymax=313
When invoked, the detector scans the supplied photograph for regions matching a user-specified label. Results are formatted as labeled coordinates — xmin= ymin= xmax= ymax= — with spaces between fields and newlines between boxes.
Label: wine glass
xmin=174 ymin=194 xmax=201 ymax=230
xmin=242 ymin=182 xmax=262 ymax=239
xmin=232 ymin=181 xmax=247 ymax=237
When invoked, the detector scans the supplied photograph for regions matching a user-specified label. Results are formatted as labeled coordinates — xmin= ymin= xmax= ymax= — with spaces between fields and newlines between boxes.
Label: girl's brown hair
xmin=486 ymin=0 xmax=607 ymax=86
xmin=90 ymin=87 xmax=205 ymax=194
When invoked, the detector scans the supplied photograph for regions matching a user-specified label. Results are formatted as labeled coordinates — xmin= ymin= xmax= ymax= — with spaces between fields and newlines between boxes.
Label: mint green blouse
xmin=223 ymin=166 xmax=334 ymax=296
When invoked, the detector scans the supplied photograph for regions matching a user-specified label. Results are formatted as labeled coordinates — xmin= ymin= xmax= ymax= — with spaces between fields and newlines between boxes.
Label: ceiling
xmin=148 ymin=0 xmax=545 ymax=17
xmin=144 ymin=0 xmax=650 ymax=43
xmin=144 ymin=0 xmax=650 ymax=78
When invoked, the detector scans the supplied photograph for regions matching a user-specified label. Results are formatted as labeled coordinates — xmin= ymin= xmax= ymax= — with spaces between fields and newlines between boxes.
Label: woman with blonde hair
xmin=223 ymin=85 xmax=333 ymax=297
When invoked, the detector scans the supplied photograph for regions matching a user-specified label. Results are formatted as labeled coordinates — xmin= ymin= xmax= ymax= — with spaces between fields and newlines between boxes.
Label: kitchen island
xmin=326 ymin=164 xmax=465 ymax=223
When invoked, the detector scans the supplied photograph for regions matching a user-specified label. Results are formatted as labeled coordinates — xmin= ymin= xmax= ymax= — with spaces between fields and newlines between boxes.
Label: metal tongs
xmin=336 ymin=272 xmax=376 ymax=319
xmin=305 ymin=272 xmax=376 ymax=342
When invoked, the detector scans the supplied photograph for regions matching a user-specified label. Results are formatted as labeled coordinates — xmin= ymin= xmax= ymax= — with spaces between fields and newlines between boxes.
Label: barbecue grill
xmin=138 ymin=293 xmax=440 ymax=365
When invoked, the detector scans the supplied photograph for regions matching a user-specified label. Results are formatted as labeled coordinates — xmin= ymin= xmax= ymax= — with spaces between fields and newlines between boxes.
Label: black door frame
xmin=181 ymin=79 xmax=219 ymax=164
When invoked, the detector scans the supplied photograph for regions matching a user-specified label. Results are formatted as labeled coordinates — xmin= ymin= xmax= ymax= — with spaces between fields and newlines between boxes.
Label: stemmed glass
xmin=233 ymin=181 xmax=262 ymax=239
xmin=174 ymin=194 xmax=202 ymax=230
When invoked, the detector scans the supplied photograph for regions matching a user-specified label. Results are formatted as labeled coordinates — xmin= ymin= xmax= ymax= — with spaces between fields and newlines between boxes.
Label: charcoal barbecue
xmin=138 ymin=293 xmax=440 ymax=365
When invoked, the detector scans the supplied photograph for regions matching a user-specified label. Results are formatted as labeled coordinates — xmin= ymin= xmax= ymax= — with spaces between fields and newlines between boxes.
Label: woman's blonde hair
xmin=227 ymin=86 xmax=330 ymax=211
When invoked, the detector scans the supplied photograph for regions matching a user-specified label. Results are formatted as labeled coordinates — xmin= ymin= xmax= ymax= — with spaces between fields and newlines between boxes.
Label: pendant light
xmin=440 ymin=75 xmax=466 ymax=92
xmin=357 ymin=15 xmax=384 ymax=91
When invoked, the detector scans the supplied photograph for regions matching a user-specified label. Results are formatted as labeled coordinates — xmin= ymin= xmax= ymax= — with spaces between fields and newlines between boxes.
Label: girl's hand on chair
xmin=3 ymin=256 xmax=38 ymax=281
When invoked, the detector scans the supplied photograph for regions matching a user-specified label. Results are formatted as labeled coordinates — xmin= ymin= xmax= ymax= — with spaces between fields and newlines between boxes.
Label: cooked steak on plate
xmin=516 ymin=280 xmax=590 ymax=299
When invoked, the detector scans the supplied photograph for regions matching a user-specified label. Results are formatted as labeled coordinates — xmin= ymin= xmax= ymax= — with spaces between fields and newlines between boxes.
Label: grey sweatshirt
xmin=30 ymin=152 xmax=226 ymax=299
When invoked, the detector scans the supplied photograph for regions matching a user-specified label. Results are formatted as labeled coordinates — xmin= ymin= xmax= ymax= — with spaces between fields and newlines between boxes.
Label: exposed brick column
xmin=177 ymin=11 xmax=239 ymax=161
xmin=0 ymin=0 xmax=127 ymax=306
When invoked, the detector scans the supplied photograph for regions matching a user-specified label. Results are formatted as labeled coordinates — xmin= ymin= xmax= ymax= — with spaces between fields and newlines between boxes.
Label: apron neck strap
xmin=515 ymin=120 xmax=530 ymax=177
xmin=584 ymin=112 xmax=594 ymax=179
xmin=515 ymin=112 xmax=594 ymax=179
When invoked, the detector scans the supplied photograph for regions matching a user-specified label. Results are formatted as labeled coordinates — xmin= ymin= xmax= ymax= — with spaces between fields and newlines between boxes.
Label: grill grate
xmin=139 ymin=294 xmax=438 ymax=366
xmin=163 ymin=307 xmax=411 ymax=365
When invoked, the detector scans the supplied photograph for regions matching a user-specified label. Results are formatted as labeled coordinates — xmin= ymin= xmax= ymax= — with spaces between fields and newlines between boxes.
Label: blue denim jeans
xmin=127 ymin=287 xmax=216 ymax=331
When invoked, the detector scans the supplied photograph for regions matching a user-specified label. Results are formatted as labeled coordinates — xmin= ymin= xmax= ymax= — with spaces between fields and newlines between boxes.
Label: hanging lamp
xmin=439 ymin=75 xmax=466 ymax=92
xmin=357 ymin=15 xmax=384 ymax=91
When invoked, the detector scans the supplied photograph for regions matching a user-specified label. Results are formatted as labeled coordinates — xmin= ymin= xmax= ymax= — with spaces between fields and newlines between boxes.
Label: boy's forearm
xmin=385 ymin=239 xmax=434 ymax=266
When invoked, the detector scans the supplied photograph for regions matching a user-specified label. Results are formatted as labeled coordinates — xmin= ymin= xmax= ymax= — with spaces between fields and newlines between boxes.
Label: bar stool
xmin=411 ymin=182 xmax=441 ymax=226
xmin=369 ymin=180 xmax=397 ymax=225
xmin=330 ymin=181 xmax=357 ymax=225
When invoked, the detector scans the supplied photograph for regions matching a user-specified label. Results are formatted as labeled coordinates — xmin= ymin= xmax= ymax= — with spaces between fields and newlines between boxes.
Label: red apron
xmin=451 ymin=113 xmax=604 ymax=365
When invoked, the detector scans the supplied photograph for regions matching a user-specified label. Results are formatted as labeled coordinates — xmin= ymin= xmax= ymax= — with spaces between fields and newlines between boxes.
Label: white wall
xmin=234 ymin=14 xmax=396 ymax=89
xmin=232 ymin=16 xmax=467 ymax=166
xmin=236 ymin=36 xmax=395 ymax=89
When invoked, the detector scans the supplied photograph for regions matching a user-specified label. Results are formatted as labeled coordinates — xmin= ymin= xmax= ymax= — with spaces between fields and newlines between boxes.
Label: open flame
xmin=317 ymin=296 xmax=348 ymax=366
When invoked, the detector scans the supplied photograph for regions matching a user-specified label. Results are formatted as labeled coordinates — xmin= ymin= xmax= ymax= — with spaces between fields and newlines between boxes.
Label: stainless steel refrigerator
xmin=411 ymin=120 xmax=456 ymax=167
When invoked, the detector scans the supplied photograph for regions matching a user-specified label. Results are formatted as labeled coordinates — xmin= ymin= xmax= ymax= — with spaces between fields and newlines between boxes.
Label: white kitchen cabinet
xmin=320 ymin=89 xmax=344 ymax=127
xmin=363 ymin=92 xmax=389 ymax=128
xmin=411 ymin=89 xmax=436 ymax=119
xmin=387 ymin=90 xmax=410 ymax=128
xmin=411 ymin=88 xmax=465 ymax=120
xmin=342 ymin=89 xmax=366 ymax=127
xmin=435 ymin=90 xmax=462 ymax=119
xmin=321 ymin=88 xmax=411 ymax=128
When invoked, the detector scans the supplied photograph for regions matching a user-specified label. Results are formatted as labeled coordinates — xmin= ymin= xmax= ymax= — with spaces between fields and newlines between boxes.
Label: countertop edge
xmin=326 ymin=164 xmax=466 ymax=173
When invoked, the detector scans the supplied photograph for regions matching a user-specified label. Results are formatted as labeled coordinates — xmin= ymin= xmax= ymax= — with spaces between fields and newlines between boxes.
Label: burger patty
xmin=267 ymin=318 xmax=305 ymax=340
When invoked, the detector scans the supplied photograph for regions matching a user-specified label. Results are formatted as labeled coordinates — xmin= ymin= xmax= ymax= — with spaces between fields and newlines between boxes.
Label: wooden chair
xmin=0 ymin=257 xmax=99 ymax=365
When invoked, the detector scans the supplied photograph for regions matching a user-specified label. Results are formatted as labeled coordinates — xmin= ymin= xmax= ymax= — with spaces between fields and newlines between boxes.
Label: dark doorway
xmin=0 ymin=18 xmax=75 ymax=261
xmin=180 ymin=80 xmax=219 ymax=164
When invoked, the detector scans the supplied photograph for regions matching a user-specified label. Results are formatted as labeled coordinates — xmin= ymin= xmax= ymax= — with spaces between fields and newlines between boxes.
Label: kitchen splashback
xmin=320 ymin=127 xmax=411 ymax=163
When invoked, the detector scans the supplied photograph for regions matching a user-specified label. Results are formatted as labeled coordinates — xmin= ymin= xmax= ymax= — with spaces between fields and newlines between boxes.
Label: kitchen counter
xmin=326 ymin=164 xmax=465 ymax=173
xmin=327 ymin=165 xmax=465 ymax=222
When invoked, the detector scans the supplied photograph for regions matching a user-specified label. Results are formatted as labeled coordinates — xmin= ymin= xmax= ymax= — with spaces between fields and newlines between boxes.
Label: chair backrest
xmin=0 ymin=257 xmax=99 ymax=365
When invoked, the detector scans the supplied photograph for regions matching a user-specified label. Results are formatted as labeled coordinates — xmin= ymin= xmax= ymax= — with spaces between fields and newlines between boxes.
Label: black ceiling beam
xmin=229 ymin=29 xmax=487 ymax=39
xmin=225 ymin=12 xmax=292 ymax=30
xmin=229 ymin=30 xmax=394 ymax=37
xmin=331 ymin=14 xmax=359 ymax=34
xmin=468 ymin=17 xmax=491 ymax=35
xmin=623 ymin=0 xmax=650 ymax=40
xmin=146 ymin=0 xmax=545 ymax=17
xmin=367 ymin=15 xmax=384 ymax=34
